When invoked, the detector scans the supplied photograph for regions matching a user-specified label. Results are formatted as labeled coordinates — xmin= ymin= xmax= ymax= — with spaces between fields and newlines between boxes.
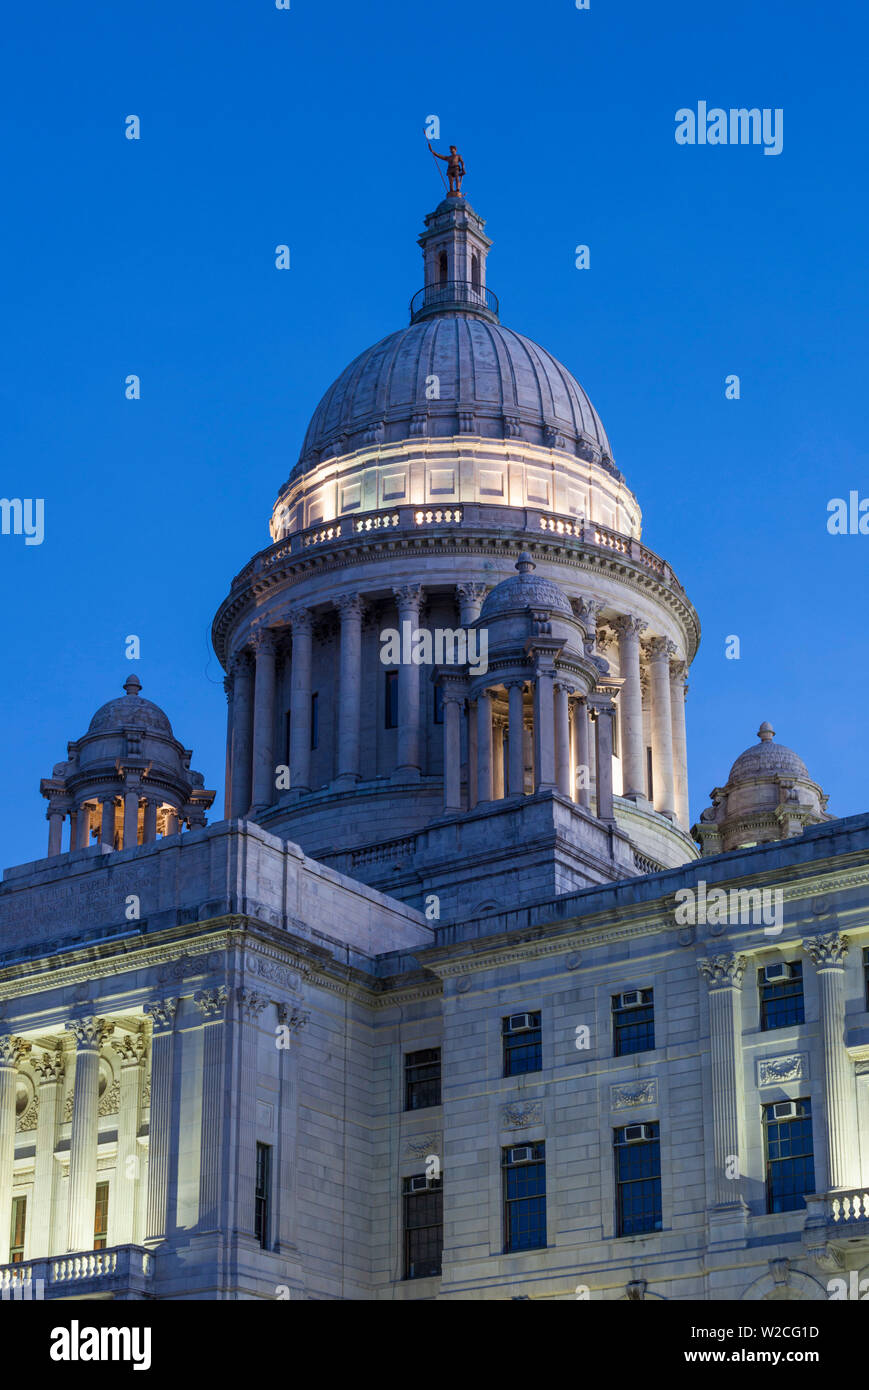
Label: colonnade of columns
xmin=225 ymin=587 xmax=689 ymax=829
xmin=45 ymin=792 xmax=194 ymax=858
xmin=699 ymin=933 xmax=862 ymax=1210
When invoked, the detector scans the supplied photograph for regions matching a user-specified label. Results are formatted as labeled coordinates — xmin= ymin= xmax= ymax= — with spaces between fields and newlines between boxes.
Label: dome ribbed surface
xmin=728 ymin=740 xmax=810 ymax=782
xmin=87 ymin=692 xmax=173 ymax=736
xmin=289 ymin=315 xmax=612 ymax=482
xmin=481 ymin=572 xmax=573 ymax=619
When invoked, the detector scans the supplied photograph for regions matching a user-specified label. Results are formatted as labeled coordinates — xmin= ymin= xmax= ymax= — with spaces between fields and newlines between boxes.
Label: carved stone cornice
xmin=697 ymin=954 xmax=748 ymax=990
xmin=803 ymin=932 xmax=849 ymax=969
xmin=66 ymin=1017 xmax=114 ymax=1052
xmin=194 ymin=986 xmax=229 ymax=1019
xmin=143 ymin=998 xmax=178 ymax=1034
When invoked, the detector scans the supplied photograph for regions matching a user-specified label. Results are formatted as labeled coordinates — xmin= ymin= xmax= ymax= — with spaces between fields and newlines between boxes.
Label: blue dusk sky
xmin=1 ymin=0 xmax=867 ymax=869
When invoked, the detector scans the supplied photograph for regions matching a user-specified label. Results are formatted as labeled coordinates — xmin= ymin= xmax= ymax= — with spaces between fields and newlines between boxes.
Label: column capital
xmin=66 ymin=1017 xmax=114 ymax=1051
xmin=194 ymin=986 xmax=230 ymax=1019
xmin=237 ymin=987 xmax=269 ymax=1022
xmin=249 ymin=627 xmax=277 ymax=656
xmin=455 ymin=581 xmax=488 ymax=604
xmin=0 ymin=1036 xmax=31 ymax=1067
xmin=571 ymin=596 xmax=603 ymax=627
xmin=32 ymin=1045 xmax=65 ymax=1083
xmin=613 ymin=614 xmax=649 ymax=640
xmin=553 ymin=679 xmax=577 ymax=695
xmin=646 ymin=635 xmax=678 ymax=661
xmin=143 ymin=998 xmax=179 ymax=1034
xmin=111 ymin=1032 xmax=147 ymax=1066
xmin=336 ymin=592 xmax=366 ymax=620
xmin=287 ymin=605 xmax=314 ymax=635
xmin=229 ymin=648 xmax=251 ymax=677
xmin=276 ymin=1002 xmax=310 ymax=1034
xmin=670 ymin=658 xmax=688 ymax=682
xmin=698 ymin=954 xmax=748 ymax=990
xmin=803 ymin=931 xmax=849 ymax=969
xmin=393 ymin=583 xmax=424 ymax=614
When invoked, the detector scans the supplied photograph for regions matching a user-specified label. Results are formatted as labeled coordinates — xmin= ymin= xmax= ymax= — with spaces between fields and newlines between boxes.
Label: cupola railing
xmin=410 ymin=280 xmax=499 ymax=324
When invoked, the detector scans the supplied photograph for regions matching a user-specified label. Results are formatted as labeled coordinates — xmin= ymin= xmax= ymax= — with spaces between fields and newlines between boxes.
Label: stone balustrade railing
xmin=0 ymin=1244 xmax=153 ymax=1299
xmin=232 ymin=505 xmax=685 ymax=596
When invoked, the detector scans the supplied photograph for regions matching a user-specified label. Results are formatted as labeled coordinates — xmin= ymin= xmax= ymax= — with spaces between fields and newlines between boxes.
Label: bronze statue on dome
xmin=427 ymin=140 xmax=465 ymax=196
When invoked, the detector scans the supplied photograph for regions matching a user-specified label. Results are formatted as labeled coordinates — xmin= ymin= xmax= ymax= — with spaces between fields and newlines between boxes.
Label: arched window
xmin=471 ymin=252 xmax=481 ymax=291
xmin=438 ymin=251 xmax=448 ymax=284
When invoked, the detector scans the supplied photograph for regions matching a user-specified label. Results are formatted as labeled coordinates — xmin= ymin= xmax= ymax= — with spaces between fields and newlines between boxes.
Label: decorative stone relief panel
xmin=403 ymin=1133 xmax=441 ymax=1157
xmin=757 ymin=1054 xmax=808 ymax=1087
xmin=501 ymin=1101 xmax=543 ymax=1130
xmin=610 ymin=1079 xmax=658 ymax=1110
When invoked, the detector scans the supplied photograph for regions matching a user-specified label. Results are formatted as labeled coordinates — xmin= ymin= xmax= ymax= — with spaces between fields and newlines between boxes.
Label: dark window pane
xmin=405 ymin=1048 xmax=441 ymax=1110
xmin=404 ymin=1177 xmax=443 ymax=1278
xmin=759 ymin=963 xmax=804 ymax=1031
xmin=765 ymin=1101 xmax=815 ymax=1213
xmin=503 ymin=1013 xmax=542 ymax=1076
xmin=310 ymin=692 xmax=319 ymax=750
xmin=385 ymin=671 xmax=398 ymax=729
xmin=612 ymin=990 xmax=655 ymax=1056
xmin=503 ymin=1145 xmax=546 ymax=1252
xmin=615 ymin=1125 xmax=662 ymax=1236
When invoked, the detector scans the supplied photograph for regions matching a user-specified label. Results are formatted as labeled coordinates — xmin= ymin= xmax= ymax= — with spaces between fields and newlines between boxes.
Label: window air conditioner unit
xmin=409 ymin=1176 xmax=429 ymax=1192
xmin=508 ymin=1146 xmax=534 ymax=1164
xmin=771 ymin=1101 xmax=799 ymax=1121
xmin=764 ymin=963 xmax=793 ymax=983
xmin=506 ymin=1013 xmax=536 ymax=1033
xmin=619 ymin=991 xmax=643 ymax=1009
xmin=623 ymin=1124 xmax=654 ymax=1143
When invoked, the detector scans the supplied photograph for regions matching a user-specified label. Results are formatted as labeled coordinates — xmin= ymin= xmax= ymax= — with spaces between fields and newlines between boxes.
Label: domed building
xmin=694 ymin=723 xmax=833 ymax=854
xmin=213 ymin=192 xmax=700 ymax=910
xmin=0 ymin=172 xmax=865 ymax=1307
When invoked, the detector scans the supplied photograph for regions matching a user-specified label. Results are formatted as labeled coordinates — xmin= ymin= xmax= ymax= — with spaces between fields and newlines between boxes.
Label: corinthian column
xmin=288 ymin=608 xmax=313 ymax=794
xmin=456 ymin=582 xmax=488 ymax=627
xmin=336 ymin=595 xmax=365 ymax=787
xmin=392 ymin=586 xmax=424 ymax=779
xmin=223 ymin=672 xmax=234 ymax=818
xmin=532 ymin=666 xmax=557 ymax=792
xmin=194 ymin=989 xmax=229 ymax=1231
xmin=698 ymin=956 xmax=748 ymax=1207
xmin=250 ymin=629 xmax=278 ymax=814
xmin=804 ymin=932 xmax=859 ymax=1190
xmin=111 ymin=1031 xmax=146 ymax=1247
xmin=646 ymin=637 xmax=676 ymax=819
xmin=572 ymin=697 xmax=591 ymax=808
xmin=31 ymin=1045 xmax=65 ymax=1257
xmin=476 ymin=690 xmax=494 ymax=803
xmin=614 ymin=616 xmax=647 ymax=800
xmin=588 ymin=696 xmax=616 ymax=822
xmin=506 ymin=681 xmax=525 ymax=798
xmin=47 ymin=802 xmax=65 ymax=857
xmin=0 ymin=1037 xmax=30 ymax=1263
xmin=670 ymin=659 xmax=690 ymax=828
xmin=442 ymin=689 xmax=464 ymax=812
xmin=554 ymin=682 xmax=572 ymax=798
xmin=229 ymin=650 xmax=254 ymax=817
xmin=66 ymin=1018 xmax=113 ymax=1252
xmin=142 ymin=999 xmax=178 ymax=1244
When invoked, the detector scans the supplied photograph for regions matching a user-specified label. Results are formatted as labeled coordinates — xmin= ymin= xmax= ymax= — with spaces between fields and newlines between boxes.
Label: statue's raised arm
xmin=427 ymin=140 xmax=466 ymax=196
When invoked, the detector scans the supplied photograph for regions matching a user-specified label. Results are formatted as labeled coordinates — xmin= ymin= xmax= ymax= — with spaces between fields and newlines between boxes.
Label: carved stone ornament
xmin=237 ymin=988 xmax=269 ymax=1022
xmin=697 ymin=955 xmax=748 ymax=989
xmin=194 ymin=986 xmax=229 ymax=1019
xmin=143 ymin=998 xmax=179 ymax=1034
xmin=611 ymin=1079 xmax=658 ymax=1110
xmin=404 ymin=1133 xmax=441 ymax=1157
xmin=16 ymin=1093 xmax=39 ymax=1132
xmin=757 ymin=1054 xmax=807 ymax=1087
xmin=98 ymin=1079 xmax=121 ymax=1116
xmin=502 ymin=1101 xmax=543 ymax=1130
xmin=803 ymin=932 xmax=849 ymax=968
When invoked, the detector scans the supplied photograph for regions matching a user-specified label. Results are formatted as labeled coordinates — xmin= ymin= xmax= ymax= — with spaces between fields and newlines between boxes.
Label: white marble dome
xmin=287 ymin=316 xmax=615 ymax=486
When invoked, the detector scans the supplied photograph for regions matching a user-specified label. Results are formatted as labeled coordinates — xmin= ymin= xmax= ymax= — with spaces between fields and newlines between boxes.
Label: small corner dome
xmin=727 ymin=722 xmax=811 ymax=783
xmin=480 ymin=554 xmax=573 ymax=619
xmin=87 ymin=675 xmax=174 ymax=736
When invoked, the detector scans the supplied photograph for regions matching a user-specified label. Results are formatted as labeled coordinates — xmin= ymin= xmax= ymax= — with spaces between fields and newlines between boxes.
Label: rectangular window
xmin=646 ymin=746 xmax=654 ymax=802
xmin=764 ymin=1099 xmax=815 ymax=1213
xmin=503 ymin=1012 xmax=542 ymax=1077
xmin=615 ymin=1124 xmax=662 ymax=1236
xmin=255 ymin=1142 xmax=272 ymax=1248
xmin=94 ymin=1182 xmax=109 ymax=1251
xmin=864 ymin=948 xmax=869 ymax=1010
xmin=759 ymin=962 xmax=804 ymax=1031
xmin=310 ymin=692 xmax=319 ymax=751
xmin=503 ymin=1143 xmax=546 ymax=1252
xmin=612 ymin=706 xmax=620 ymax=758
xmin=405 ymin=1048 xmax=441 ymax=1110
xmin=612 ymin=989 xmax=655 ymax=1056
xmin=433 ymin=684 xmax=444 ymax=725
xmin=403 ymin=1174 xmax=443 ymax=1278
xmin=10 ymin=1195 xmax=26 ymax=1263
xmin=385 ymin=670 xmax=398 ymax=729
xmin=284 ymin=709 xmax=292 ymax=765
